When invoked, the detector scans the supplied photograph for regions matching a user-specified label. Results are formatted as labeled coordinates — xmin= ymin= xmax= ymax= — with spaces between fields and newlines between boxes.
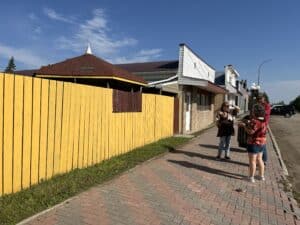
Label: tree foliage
xmin=4 ymin=56 xmax=16 ymax=73
xmin=290 ymin=95 xmax=300 ymax=112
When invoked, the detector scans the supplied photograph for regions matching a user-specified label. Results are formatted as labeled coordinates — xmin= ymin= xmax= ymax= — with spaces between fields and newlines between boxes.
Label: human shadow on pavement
xmin=165 ymin=146 xmax=248 ymax=167
xmin=198 ymin=144 xmax=246 ymax=153
xmin=168 ymin=159 xmax=247 ymax=180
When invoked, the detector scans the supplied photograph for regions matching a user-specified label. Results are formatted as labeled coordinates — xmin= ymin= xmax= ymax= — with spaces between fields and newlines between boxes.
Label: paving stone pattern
xmin=21 ymin=126 xmax=300 ymax=225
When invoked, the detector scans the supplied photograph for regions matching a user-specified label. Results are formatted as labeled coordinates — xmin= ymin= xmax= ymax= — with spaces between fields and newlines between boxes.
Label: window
xmin=197 ymin=93 xmax=211 ymax=111
xmin=113 ymin=90 xmax=142 ymax=112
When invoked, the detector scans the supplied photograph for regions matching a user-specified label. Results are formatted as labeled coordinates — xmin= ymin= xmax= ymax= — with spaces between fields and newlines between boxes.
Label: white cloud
xmin=263 ymin=80 xmax=300 ymax=104
xmin=43 ymin=8 xmax=75 ymax=24
xmin=57 ymin=8 xmax=139 ymax=57
xmin=0 ymin=43 xmax=47 ymax=68
xmin=113 ymin=48 xmax=163 ymax=63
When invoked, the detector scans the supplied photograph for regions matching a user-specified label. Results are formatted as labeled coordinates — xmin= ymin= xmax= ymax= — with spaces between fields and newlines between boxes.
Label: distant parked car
xmin=271 ymin=104 xmax=295 ymax=117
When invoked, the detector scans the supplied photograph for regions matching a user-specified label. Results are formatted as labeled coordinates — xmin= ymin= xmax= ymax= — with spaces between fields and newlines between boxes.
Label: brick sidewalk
xmin=19 ymin=126 xmax=300 ymax=225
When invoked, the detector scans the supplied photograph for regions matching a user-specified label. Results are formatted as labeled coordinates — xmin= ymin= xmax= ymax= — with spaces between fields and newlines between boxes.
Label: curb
xmin=268 ymin=126 xmax=289 ymax=176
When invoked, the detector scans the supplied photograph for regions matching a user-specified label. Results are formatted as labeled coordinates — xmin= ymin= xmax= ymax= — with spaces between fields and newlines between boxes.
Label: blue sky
xmin=0 ymin=0 xmax=299 ymax=103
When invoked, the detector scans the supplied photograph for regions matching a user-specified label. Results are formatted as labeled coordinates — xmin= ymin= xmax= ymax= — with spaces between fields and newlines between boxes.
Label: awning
xmin=178 ymin=77 xmax=227 ymax=94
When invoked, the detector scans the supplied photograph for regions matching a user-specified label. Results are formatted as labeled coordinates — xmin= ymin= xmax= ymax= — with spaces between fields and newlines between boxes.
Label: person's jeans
xmin=262 ymin=144 xmax=267 ymax=162
xmin=218 ymin=136 xmax=231 ymax=157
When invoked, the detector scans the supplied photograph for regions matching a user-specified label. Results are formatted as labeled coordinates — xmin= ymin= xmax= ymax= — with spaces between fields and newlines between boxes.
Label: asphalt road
xmin=269 ymin=113 xmax=300 ymax=192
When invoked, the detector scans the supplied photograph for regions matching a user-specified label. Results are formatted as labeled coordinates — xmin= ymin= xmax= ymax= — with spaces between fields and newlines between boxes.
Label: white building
xmin=215 ymin=65 xmax=249 ymax=113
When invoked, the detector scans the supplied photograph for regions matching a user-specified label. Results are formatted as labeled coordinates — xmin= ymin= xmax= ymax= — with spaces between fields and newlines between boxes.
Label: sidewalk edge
xmin=268 ymin=126 xmax=289 ymax=176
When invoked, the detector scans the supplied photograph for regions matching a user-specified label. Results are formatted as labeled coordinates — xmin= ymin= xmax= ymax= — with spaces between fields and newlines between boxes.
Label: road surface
xmin=269 ymin=113 xmax=300 ymax=194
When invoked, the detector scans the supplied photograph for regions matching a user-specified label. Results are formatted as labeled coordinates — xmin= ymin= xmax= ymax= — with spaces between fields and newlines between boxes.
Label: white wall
xmin=225 ymin=65 xmax=238 ymax=87
xmin=180 ymin=45 xmax=215 ymax=82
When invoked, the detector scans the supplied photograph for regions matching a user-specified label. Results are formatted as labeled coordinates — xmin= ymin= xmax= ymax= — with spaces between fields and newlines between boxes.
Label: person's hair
xmin=252 ymin=104 xmax=265 ymax=118
xmin=221 ymin=101 xmax=229 ymax=111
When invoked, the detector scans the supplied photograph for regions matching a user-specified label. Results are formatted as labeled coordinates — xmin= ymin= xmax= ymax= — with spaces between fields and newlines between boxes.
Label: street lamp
xmin=257 ymin=59 xmax=272 ymax=86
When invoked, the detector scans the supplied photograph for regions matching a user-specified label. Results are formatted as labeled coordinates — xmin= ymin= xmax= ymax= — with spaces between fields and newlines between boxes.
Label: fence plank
xmin=53 ymin=82 xmax=63 ymax=175
xmin=31 ymin=78 xmax=41 ymax=185
xmin=60 ymin=83 xmax=70 ymax=173
xmin=0 ymin=74 xmax=4 ymax=196
xmin=22 ymin=77 xmax=32 ymax=189
xmin=46 ymin=80 xmax=56 ymax=179
xmin=72 ymin=84 xmax=80 ymax=169
xmin=78 ymin=86 xmax=85 ymax=168
xmin=39 ymin=79 xmax=49 ymax=182
xmin=91 ymin=88 xmax=97 ymax=164
xmin=13 ymin=76 xmax=23 ymax=192
xmin=67 ymin=84 xmax=75 ymax=172
xmin=83 ymin=86 xmax=89 ymax=167
xmin=3 ymin=75 xmax=14 ymax=194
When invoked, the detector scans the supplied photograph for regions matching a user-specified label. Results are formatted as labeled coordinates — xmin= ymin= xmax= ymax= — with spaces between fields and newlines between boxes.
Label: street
xmin=270 ymin=113 xmax=300 ymax=196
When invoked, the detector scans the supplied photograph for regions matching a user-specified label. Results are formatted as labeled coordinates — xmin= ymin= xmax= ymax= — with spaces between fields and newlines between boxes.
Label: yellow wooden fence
xmin=0 ymin=73 xmax=174 ymax=196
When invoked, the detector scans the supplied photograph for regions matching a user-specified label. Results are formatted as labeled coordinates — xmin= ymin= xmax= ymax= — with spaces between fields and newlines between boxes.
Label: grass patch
xmin=279 ymin=176 xmax=300 ymax=207
xmin=0 ymin=136 xmax=190 ymax=225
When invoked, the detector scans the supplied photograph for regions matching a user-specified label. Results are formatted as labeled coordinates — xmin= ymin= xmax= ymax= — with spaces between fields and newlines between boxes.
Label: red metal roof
xmin=36 ymin=54 xmax=147 ymax=85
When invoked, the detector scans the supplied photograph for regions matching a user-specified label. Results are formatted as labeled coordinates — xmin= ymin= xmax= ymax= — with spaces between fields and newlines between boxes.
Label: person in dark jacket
xmin=216 ymin=102 xmax=235 ymax=160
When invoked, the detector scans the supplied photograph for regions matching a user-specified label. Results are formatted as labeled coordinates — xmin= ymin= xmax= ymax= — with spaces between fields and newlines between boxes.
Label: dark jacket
xmin=217 ymin=112 xmax=235 ymax=137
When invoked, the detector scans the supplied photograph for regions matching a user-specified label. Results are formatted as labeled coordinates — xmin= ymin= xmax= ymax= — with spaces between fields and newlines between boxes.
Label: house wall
xmin=0 ymin=73 xmax=174 ymax=196
xmin=214 ymin=93 xmax=225 ymax=118
xmin=225 ymin=65 xmax=238 ymax=88
xmin=181 ymin=45 xmax=215 ymax=83
xmin=182 ymin=86 xmax=215 ymax=134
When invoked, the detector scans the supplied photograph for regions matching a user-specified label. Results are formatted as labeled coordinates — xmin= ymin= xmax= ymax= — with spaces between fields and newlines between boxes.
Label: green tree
xmin=4 ymin=56 xmax=16 ymax=73
xmin=290 ymin=95 xmax=300 ymax=112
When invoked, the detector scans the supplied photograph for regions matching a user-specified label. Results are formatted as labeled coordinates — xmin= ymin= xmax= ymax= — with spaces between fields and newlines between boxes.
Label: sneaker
xmin=258 ymin=176 xmax=265 ymax=181
xmin=249 ymin=177 xmax=255 ymax=183
xmin=225 ymin=156 xmax=231 ymax=160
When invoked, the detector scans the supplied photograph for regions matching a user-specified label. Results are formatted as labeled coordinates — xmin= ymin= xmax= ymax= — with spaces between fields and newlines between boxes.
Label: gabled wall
xmin=224 ymin=65 xmax=239 ymax=88
xmin=179 ymin=44 xmax=215 ymax=83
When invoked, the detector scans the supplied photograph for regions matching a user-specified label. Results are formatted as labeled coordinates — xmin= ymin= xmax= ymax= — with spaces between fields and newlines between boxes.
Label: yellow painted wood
xmin=87 ymin=87 xmax=93 ymax=166
xmin=0 ymin=73 xmax=175 ymax=196
xmin=96 ymin=89 xmax=101 ymax=163
xmin=102 ymin=89 xmax=108 ymax=160
xmin=3 ymin=75 xmax=14 ymax=194
xmin=83 ymin=86 xmax=90 ymax=167
xmin=46 ymin=80 xmax=56 ymax=179
xmin=120 ymin=113 xmax=125 ymax=154
xmin=0 ymin=74 xmax=3 ymax=196
xmin=53 ymin=81 xmax=63 ymax=175
xmin=106 ymin=89 xmax=110 ymax=159
xmin=13 ymin=76 xmax=23 ymax=192
xmin=67 ymin=84 xmax=75 ymax=172
xmin=72 ymin=84 xmax=80 ymax=169
xmin=39 ymin=79 xmax=49 ymax=182
xmin=92 ymin=88 xmax=97 ymax=164
xmin=22 ymin=77 xmax=32 ymax=189
xmin=77 ymin=85 xmax=85 ymax=168
xmin=31 ymin=78 xmax=41 ymax=185
xmin=60 ymin=83 xmax=68 ymax=173
xmin=98 ymin=88 xmax=103 ymax=163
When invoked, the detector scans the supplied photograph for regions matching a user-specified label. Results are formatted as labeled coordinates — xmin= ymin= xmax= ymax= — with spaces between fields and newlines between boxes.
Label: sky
xmin=0 ymin=0 xmax=299 ymax=103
